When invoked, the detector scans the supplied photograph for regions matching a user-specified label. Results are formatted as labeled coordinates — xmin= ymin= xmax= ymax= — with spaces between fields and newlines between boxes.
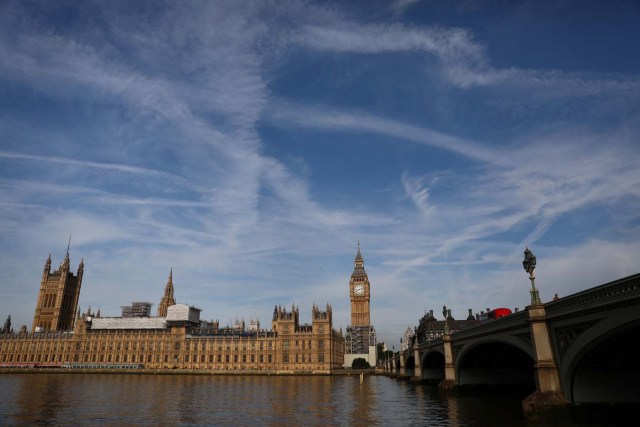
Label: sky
xmin=1 ymin=0 xmax=639 ymax=347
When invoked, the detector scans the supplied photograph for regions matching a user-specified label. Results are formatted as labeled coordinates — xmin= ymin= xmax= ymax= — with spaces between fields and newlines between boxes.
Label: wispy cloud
xmin=267 ymin=102 xmax=503 ymax=164
xmin=401 ymin=171 xmax=433 ymax=217
xmin=0 ymin=150 xmax=178 ymax=178
xmin=294 ymin=15 xmax=640 ymax=94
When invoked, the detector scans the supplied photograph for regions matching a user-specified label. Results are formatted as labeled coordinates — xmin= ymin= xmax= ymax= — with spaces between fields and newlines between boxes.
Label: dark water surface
xmin=0 ymin=373 xmax=627 ymax=426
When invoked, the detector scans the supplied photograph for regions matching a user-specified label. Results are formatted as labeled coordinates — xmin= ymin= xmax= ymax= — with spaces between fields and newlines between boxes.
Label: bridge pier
xmin=438 ymin=333 xmax=457 ymax=391
xmin=397 ymin=350 xmax=409 ymax=380
xmin=410 ymin=346 xmax=423 ymax=383
xmin=523 ymin=305 xmax=568 ymax=415
xmin=387 ymin=357 xmax=396 ymax=377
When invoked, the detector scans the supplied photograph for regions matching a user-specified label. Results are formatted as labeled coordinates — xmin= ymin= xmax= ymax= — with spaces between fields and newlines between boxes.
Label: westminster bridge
xmin=383 ymin=273 xmax=640 ymax=414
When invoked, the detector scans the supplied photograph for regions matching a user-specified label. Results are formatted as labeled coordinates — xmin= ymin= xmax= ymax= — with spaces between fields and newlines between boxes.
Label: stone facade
xmin=32 ymin=251 xmax=83 ymax=333
xmin=1 ymin=252 xmax=345 ymax=373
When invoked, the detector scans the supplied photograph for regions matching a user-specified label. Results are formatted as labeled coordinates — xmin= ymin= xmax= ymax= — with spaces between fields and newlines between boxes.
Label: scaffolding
xmin=345 ymin=325 xmax=376 ymax=354
xmin=121 ymin=301 xmax=153 ymax=318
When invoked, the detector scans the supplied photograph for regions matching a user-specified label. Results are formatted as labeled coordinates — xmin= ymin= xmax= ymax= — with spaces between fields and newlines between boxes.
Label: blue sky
xmin=1 ymin=0 xmax=639 ymax=346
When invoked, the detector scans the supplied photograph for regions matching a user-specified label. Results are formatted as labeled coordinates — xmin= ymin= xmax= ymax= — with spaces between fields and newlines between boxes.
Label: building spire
xmin=62 ymin=235 xmax=71 ymax=268
xmin=353 ymin=241 xmax=365 ymax=273
xmin=165 ymin=268 xmax=174 ymax=297
xmin=157 ymin=267 xmax=176 ymax=317
xmin=44 ymin=253 xmax=52 ymax=272
xmin=65 ymin=235 xmax=71 ymax=259
xmin=355 ymin=241 xmax=362 ymax=261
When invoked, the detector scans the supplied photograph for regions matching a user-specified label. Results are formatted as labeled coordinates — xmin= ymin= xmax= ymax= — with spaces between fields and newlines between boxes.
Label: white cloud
xmin=401 ymin=171 xmax=433 ymax=217
xmin=267 ymin=101 xmax=503 ymax=164
xmin=390 ymin=0 xmax=422 ymax=16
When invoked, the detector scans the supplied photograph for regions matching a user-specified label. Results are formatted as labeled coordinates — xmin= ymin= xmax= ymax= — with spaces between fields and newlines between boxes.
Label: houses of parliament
xmin=0 ymin=245 xmax=350 ymax=373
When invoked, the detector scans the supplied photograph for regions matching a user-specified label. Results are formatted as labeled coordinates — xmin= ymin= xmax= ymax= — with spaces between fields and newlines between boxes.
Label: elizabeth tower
xmin=349 ymin=242 xmax=370 ymax=326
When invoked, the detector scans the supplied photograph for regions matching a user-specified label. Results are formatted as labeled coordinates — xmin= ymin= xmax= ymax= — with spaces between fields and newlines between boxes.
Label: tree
xmin=352 ymin=357 xmax=370 ymax=369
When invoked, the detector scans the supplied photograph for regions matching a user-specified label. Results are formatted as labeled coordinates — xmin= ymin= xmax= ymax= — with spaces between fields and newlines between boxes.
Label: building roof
xmin=89 ymin=317 xmax=166 ymax=330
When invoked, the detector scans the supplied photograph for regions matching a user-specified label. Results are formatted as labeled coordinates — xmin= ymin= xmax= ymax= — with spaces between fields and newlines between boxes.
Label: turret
xmin=32 ymin=245 xmax=83 ymax=333
xmin=157 ymin=268 xmax=176 ymax=317
xmin=61 ymin=236 xmax=71 ymax=272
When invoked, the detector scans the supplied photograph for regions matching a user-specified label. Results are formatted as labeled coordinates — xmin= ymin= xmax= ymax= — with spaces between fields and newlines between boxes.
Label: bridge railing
xmin=448 ymin=309 xmax=529 ymax=340
xmin=545 ymin=273 xmax=640 ymax=318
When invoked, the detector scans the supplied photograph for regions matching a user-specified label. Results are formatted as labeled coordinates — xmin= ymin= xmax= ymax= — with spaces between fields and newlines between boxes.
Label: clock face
xmin=354 ymin=284 xmax=365 ymax=295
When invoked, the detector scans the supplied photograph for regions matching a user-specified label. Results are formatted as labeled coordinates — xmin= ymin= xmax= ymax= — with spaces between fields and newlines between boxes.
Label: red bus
xmin=478 ymin=308 xmax=512 ymax=322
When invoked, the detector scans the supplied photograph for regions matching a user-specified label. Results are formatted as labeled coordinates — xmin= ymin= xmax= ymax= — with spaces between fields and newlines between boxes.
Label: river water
xmin=0 ymin=373 xmax=627 ymax=426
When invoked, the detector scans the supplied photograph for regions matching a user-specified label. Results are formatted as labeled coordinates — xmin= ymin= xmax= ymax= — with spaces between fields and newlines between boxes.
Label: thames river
xmin=0 ymin=373 xmax=625 ymax=426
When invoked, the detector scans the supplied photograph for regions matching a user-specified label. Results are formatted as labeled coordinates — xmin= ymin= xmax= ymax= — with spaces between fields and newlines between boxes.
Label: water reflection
xmin=347 ymin=376 xmax=376 ymax=426
xmin=0 ymin=374 xmax=618 ymax=426
xmin=13 ymin=374 xmax=70 ymax=424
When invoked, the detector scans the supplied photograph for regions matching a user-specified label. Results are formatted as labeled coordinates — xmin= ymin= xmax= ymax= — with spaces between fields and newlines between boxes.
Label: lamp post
xmin=523 ymin=246 xmax=541 ymax=305
xmin=442 ymin=305 xmax=449 ymax=335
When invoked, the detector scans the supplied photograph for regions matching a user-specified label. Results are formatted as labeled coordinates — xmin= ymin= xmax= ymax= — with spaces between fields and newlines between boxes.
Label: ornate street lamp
xmin=442 ymin=305 xmax=449 ymax=335
xmin=523 ymin=246 xmax=541 ymax=305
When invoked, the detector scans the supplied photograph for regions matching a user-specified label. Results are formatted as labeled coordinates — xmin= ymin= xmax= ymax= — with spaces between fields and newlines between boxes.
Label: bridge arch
xmin=404 ymin=354 xmax=415 ymax=378
xmin=421 ymin=349 xmax=445 ymax=383
xmin=560 ymin=304 xmax=640 ymax=404
xmin=455 ymin=338 xmax=535 ymax=390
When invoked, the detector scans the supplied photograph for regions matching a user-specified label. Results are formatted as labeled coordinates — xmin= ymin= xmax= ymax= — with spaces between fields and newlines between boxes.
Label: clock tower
xmin=345 ymin=242 xmax=377 ymax=367
xmin=349 ymin=242 xmax=370 ymax=326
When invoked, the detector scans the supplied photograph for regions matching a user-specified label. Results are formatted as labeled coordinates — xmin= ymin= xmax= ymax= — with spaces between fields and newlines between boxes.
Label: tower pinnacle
xmin=353 ymin=242 xmax=365 ymax=273
xmin=157 ymin=268 xmax=176 ymax=317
